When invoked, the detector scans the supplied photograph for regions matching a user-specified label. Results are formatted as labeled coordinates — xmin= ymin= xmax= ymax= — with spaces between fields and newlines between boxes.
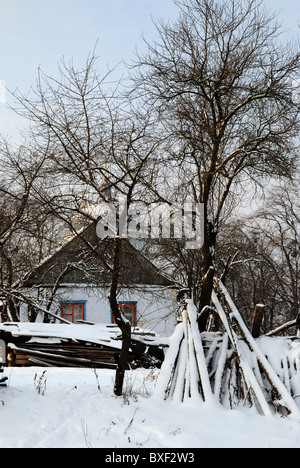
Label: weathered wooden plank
xmin=28 ymin=355 xmax=117 ymax=369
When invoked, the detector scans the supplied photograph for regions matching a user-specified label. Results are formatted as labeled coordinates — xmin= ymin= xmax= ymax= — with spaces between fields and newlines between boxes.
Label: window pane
xmin=119 ymin=304 xmax=135 ymax=326
xmin=73 ymin=304 xmax=84 ymax=322
xmin=62 ymin=304 xmax=72 ymax=317
xmin=62 ymin=303 xmax=85 ymax=323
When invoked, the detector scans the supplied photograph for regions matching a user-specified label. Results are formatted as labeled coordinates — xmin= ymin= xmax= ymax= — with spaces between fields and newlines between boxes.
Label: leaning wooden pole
xmin=216 ymin=280 xmax=300 ymax=420
xmin=211 ymin=290 xmax=273 ymax=416
xmin=153 ymin=284 xmax=299 ymax=420
xmin=153 ymin=300 xmax=215 ymax=404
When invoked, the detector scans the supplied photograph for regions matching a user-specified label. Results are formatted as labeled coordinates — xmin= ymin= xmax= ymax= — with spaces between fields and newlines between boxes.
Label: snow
xmin=0 ymin=304 xmax=299 ymax=448
xmin=0 ymin=366 xmax=300 ymax=448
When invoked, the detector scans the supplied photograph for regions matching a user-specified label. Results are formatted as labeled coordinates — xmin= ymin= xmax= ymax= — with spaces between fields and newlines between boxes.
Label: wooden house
xmin=20 ymin=220 xmax=177 ymax=337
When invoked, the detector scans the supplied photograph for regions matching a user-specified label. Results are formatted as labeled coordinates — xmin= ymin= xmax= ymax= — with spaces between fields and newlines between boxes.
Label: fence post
xmin=251 ymin=304 xmax=265 ymax=339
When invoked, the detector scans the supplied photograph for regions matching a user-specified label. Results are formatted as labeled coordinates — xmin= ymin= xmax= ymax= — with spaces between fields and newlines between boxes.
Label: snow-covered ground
xmin=0 ymin=366 xmax=299 ymax=448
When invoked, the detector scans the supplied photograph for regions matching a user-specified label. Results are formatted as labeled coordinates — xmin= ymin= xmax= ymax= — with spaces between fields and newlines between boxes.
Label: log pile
xmin=0 ymin=366 xmax=7 ymax=386
xmin=0 ymin=339 xmax=7 ymax=386
xmin=0 ymin=324 xmax=164 ymax=370
xmin=7 ymin=342 xmax=121 ymax=369
xmin=154 ymin=280 xmax=300 ymax=420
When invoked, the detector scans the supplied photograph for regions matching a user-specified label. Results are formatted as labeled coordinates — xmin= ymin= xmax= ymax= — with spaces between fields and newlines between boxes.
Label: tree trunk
xmin=198 ymin=219 xmax=216 ymax=332
xmin=6 ymin=298 xmax=19 ymax=322
xmin=109 ymin=238 xmax=131 ymax=397
xmin=0 ymin=248 xmax=19 ymax=322
xmin=296 ymin=313 xmax=300 ymax=338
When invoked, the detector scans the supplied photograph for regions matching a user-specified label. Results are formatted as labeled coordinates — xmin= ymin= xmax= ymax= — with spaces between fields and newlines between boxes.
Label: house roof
xmin=23 ymin=221 xmax=174 ymax=289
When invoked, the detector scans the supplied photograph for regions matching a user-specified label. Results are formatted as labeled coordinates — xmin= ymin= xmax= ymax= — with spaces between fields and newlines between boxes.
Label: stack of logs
xmin=0 ymin=367 xmax=7 ymax=386
xmin=0 ymin=339 xmax=7 ymax=386
xmin=7 ymin=342 xmax=121 ymax=369
xmin=2 ymin=329 xmax=164 ymax=370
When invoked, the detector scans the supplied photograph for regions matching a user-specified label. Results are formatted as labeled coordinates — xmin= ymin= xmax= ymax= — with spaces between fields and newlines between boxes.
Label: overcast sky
xmin=0 ymin=0 xmax=299 ymax=141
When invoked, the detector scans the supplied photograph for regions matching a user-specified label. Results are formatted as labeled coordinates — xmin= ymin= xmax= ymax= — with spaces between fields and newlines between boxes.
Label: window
xmin=112 ymin=302 xmax=137 ymax=327
xmin=61 ymin=302 xmax=86 ymax=323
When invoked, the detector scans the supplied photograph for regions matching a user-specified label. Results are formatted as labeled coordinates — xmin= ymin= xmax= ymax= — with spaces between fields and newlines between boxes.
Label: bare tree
xmin=252 ymin=183 xmax=300 ymax=334
xmin=215 ymin=220 xmax=282 ymax=332
xmin=131 ymin=0 xmax=300 ymax=330
xmin=215 ymin=182 xmax=300 ymax=335
xmin=11 ymin=54 xmax=162 ymax=395
xmin=0 ymin=140 xmax=51 ymax=321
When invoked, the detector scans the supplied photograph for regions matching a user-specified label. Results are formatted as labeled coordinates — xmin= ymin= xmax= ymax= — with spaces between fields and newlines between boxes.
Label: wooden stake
xmin=251 ymin=304 xmax=265 ymax=338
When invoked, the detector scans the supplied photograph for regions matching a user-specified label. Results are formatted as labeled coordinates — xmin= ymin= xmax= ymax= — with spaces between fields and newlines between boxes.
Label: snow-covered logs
xmin=0 ymin=339 xmax=7 ymax=387
xmin=154 ymin=280 xmax=300 ymax=420
xmin=153 ymin=301 xmax=215 ymax=404
xmin=0 ymin=367 xmax=7 ymax=387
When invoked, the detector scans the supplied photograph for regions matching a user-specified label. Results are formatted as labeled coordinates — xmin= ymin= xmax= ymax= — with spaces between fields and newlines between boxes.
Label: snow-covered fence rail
xmin=154 ymin=280 xmax=300 ymax=420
